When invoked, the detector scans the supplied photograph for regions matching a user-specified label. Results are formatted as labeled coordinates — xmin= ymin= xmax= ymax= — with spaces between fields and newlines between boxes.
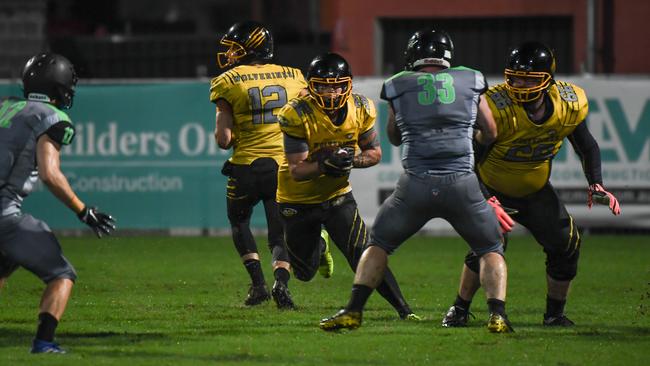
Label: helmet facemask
xmin=308 ymin=77 xmax=352 ymax=110
xmin=217 ymin=39 xmax=248 ymax=69
xmin=504 ymin=69 xmax=553 ymax=103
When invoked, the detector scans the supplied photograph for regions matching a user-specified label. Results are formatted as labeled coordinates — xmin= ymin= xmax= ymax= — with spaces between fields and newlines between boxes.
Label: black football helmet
xmin=504 ymin=41 xmax=556 ymax=103
xmin=404 ymin=28 xmax=454 ymax=70
xmin=306 ymin=52 xmax=352 ymax=111
xmin=217 ymin=21 xmax=274 ymax=69
xmin=22 ymin=53 xmax=77 ymax=109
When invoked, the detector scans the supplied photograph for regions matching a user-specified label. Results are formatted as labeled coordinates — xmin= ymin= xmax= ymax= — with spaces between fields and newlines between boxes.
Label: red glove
xmin=588 ymin=184 xmax=621 ymax=215
xmin=487 ymin=196 xmax=515 ymax=233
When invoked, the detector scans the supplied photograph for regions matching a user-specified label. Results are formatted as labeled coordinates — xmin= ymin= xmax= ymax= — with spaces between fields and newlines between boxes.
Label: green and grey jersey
xmin=381 ymin=67 xmax=487 ymax=175
xmin=0 ymin=97 xmax=75 ymax=216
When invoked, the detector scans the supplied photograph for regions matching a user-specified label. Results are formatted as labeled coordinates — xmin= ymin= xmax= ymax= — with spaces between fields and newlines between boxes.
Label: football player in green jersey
xmin=442 ymin=42 xmax=621 ymax=328
xmin=0 ymin=53 xmax=115 ymax=354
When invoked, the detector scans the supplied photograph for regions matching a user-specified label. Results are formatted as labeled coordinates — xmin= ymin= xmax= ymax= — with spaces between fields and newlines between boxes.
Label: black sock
xmin=36 ymin=312 xmax=58 ymax=342
xmin=244 ymin=259 xmax=265 ymax=286
xmin=454 ymin=294 xmax=472 ymax=312
xmin=487 ymin=298 xmax=506 ymax=316
xmin=545 ymin=296 xmax=566 ymax=317
xmin=273 ymin=268 xmax=290 ymax=286
xmin=346 ymin=284 xmax=373 ymax=312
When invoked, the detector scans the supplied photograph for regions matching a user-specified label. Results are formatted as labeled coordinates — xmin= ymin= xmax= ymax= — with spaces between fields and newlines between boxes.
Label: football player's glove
xmin=78 ymin=206 xmax=116 ymax=238
xmin=487 ymin=196 xmax=515 ymax=233
xmin=588 ymin=183 xmax=621 ymax=215
xmin=317 ymin=147 xmax=353 ymax=177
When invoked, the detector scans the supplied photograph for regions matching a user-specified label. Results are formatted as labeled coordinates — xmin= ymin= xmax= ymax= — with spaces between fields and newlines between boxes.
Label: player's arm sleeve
xmin=358 ymin=126 xmax=379 ymax=149
xmin=209 ymin=74 xmax=234 ymax=105
xmin=567 ymin=121 xmax=602 ymax=185
xmin=278 ymin=101 xmax=307 ymax=143
xmin=283 ymin=133 xmax=309 ymax=154
xmin=45 ymin=121 xmax=76 ymax=146
xmin=380 ymin=80 xmax=396 ymax=102
xmin=358 ymin=95 xmax=377 ymax=134
xmin=474 ymin=72 xmax=488 ymax=94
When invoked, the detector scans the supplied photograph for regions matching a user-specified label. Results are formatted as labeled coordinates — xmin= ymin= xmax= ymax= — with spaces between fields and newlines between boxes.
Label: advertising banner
xmin=0 ymin=82 xmax=232 ymax=230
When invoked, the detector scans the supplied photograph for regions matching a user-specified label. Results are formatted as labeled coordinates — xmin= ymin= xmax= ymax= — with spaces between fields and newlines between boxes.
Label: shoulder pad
xmin=352 ymin=94 xmax=372 ymax=113
xmin=286 ymin=97 xmax=315 ymax=119
xmin=209 ymin=71 xmax=238 ymax=103
xmin=486 ymin=85 xmax=513 ymax=110
xmin=553 ymin=81 xmax=589 ymax=125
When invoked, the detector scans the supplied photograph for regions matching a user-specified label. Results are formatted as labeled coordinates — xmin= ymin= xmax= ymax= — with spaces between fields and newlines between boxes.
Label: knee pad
xmin=231 ymin=221 xmax=258 ymax=257
xmin=292 ymin=265 xmax=315 ymax=282
xmin=464 ymin=251 xmax=480 ymax=274
xmin=546 ymin=235 xmax=581 ymax=281
xmin=465 ymin=238 xmax=507 ymax=273
xmin=227 ymin=200 xmax=253 ymax=224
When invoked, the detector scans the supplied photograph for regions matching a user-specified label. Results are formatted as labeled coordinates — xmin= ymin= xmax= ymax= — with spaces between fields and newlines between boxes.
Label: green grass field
xmin=1 ymin=235 xmax=649 ymax=365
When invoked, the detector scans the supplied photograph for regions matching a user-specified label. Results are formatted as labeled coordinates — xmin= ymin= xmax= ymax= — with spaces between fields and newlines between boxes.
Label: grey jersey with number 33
xmin=381 ymin=66 xmax=487 ymax=175
xmin=0 ymin=98 xmax=75 ymax=216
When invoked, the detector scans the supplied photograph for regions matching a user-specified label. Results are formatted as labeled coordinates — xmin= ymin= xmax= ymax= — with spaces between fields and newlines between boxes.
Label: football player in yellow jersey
xmin=442 ymin=42 xmax=621 ymax=328
xmin=209 ymin=21 xmax=307 ymax=309
xmin=276 ymin=53 xmax=417 ymax=320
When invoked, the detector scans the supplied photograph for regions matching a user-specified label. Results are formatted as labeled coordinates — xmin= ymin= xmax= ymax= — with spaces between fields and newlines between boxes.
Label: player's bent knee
xmin=464 ymin=251 xmax=481 ymax=273
xmin=474 ymin=242 xmax=505 ymax=258
xmin=546 ymin=250 xmax=580 ymax=282
xmin=293 ymin=268 xmax=316 ymax=282
xmin=44 ymin=268 xmax=78 ymax=284
xmin=366 ymin=241 xmax=396 ymax=256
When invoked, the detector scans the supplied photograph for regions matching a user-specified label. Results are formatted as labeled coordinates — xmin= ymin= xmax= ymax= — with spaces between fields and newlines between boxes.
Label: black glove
xmin=318 ymin=148 xmax=353 ymax=177
xmin=77 ymin=206 xmax=116 ymax=238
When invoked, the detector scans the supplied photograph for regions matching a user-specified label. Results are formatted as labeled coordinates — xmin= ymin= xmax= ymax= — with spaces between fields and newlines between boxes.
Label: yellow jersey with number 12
xmin=209 ymin=64 xmax=307 ymax=165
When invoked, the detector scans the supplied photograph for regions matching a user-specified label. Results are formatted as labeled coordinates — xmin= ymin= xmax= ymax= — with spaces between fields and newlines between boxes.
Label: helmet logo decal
xmin=245 ymin=27 xmax=266 ymax=49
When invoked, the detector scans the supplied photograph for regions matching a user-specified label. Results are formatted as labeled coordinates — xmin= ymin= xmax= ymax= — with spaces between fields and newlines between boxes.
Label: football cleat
xmin=318 ymin=229 xmax=334 ymax=279
xmin=271 ymin=281 xmax=296 ymax=310
xmin=30 ymin=338 xmax=66 ymax=354
xmin=543 ymin=314 xmax=575 ymax=327
xmin=319 ymin=309 xmax=362 ymax=331
xmin=487 ymin=313 xmax=514 ymax=333
xmin=244 ymin=284 xmax=270 ymax=306
xmin=442 ymin=305 xmax=472 ymax=327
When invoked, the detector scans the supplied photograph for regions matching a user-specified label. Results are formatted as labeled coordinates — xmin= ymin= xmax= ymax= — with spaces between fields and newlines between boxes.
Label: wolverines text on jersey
xmin=276 ymin=94 xmax=376 ymax=204
xmin=479 ymin=82 xmax=589 ymax=197
xmin=209 ymin=64 xmax=307 ymax=165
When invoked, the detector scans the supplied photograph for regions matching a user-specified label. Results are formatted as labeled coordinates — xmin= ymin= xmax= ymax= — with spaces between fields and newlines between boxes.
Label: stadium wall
xmin=0 ymin=77 xmax=647 ymax=232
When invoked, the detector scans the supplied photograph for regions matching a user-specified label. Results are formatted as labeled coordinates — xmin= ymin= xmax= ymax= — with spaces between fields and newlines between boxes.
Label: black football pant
xmin=465 ymin=182 xmax=580 ymax=281
xmin=279 ymin=192 xmax=411 ymax=314
xmin=223 ymin=158 xmax=288 ymax=264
